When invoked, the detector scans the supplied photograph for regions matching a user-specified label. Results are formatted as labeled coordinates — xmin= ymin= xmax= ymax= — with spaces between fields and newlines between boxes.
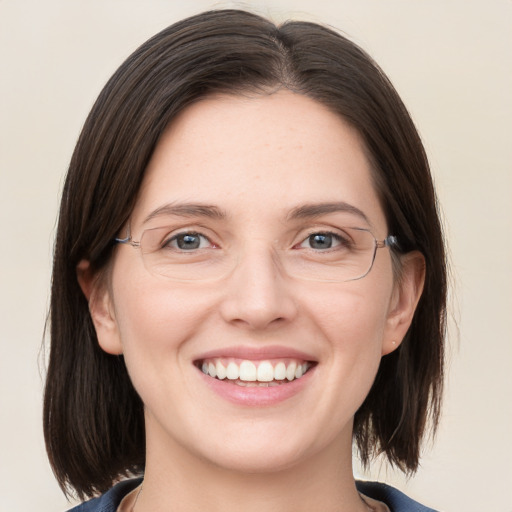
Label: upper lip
xmin=194 ymin=345 xmax=318 ymax=363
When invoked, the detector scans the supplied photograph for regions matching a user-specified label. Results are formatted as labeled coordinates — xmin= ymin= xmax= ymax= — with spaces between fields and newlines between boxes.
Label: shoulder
xmin=66 ymin=479 xmax=142 ymax=512
xmin=356 ymin=480 xmax=439 ymax=512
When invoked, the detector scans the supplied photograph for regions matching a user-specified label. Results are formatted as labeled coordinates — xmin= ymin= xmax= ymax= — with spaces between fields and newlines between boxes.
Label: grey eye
xmin=169 ymin=233 xmax=209 ymax=250
xmin=305 ymin=233 xmax=337 ymax=250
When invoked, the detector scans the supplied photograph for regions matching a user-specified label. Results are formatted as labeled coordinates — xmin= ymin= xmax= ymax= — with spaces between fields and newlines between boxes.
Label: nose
xmin=219 ymin=246 xmax=298 ymax=330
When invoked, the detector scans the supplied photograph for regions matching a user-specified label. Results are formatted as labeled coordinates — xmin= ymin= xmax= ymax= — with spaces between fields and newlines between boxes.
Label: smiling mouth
xmin=197 ymin=358 xmax=315 ymax=387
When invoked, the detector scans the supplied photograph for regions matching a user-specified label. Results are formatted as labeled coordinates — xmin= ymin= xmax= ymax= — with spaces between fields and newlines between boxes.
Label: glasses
xmin=115 ymin=226 xmax=398 ymax=283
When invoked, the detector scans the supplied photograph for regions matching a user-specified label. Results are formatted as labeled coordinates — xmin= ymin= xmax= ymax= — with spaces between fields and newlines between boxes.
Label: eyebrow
xmin=143 ymin=200 xmax=370 ymax=226
xmin=287 ymin=201 xmax=370 ymax=225
xmin=143 ymin=203 xmax=227 ymax=224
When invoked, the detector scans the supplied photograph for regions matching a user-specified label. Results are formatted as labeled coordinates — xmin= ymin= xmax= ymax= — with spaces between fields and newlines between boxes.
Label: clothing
xmin=67 ymin=477 xmax=439 ymax=512
xmin=356 ymin=481 xmax=438 ymax=511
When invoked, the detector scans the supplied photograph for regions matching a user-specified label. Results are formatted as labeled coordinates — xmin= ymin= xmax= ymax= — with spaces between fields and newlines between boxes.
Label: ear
xmin=77 ymin=259 xmax=123 ymax=355
xmin=381 ymin=251 xmax=425 ymax=356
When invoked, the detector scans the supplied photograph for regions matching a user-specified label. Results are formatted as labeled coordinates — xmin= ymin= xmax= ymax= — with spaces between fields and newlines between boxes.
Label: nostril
xmin=218 ymin=260 xmax=298 ymax=329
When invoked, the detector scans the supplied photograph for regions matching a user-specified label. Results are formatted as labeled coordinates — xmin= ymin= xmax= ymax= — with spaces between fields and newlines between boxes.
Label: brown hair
xmin=44 ymin=9 xmax=446 ymax=500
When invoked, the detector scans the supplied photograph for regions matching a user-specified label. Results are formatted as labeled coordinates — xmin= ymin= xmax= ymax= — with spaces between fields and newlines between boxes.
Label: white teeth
xmin=226 ymin=362 xmax=239 ymax=380
xmin=239 ymin=360 xmax=257 ymax=381
xmin=201 ymin=358 xmax=312 ymax=383
xmin=286 ymin=362 xmax=297 ymax=381
xmin=216 ymin=361 xmax=227 ymax=380
xmin=256 ymin=361 xmax=274 ymax=382
xmin=274 ymin=362 xmax=286 ymax=380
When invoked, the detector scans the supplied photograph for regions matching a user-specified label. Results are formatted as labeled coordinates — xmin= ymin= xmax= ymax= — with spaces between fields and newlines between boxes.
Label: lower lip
xmin=198 ymin=367 xmax=315 ymax=406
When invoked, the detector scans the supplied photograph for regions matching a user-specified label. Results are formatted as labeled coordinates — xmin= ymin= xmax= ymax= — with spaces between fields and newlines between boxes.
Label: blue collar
xmin=68 ymin=478 xmax=438 ymax=512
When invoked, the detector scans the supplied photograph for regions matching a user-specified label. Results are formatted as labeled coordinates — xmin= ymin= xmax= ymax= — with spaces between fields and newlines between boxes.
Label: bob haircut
xmin=44 ymin=9 xmax=446 ymax=500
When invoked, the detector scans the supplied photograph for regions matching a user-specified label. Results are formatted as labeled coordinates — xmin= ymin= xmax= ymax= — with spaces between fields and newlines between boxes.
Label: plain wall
xmin=1 ymin=1 xmax=511 ymax=510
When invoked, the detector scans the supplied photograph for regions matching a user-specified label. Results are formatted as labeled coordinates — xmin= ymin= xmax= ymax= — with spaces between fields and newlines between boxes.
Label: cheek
xmin=109 ymin=280 xmax=218 ymax=423
xmin=308 ymin=283 xmax=392 ymax=352
xmin=302 ymin=280 xmax=393 ymax=403
xmin=109 ymin=257 xmax=216 ymax=376
xmin=113 ymin=285 xmax=208 ymax=351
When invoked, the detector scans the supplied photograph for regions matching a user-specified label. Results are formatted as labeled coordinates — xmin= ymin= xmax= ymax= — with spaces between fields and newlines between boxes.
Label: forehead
xmin=131 ymin=91 xmax=387 ymax=233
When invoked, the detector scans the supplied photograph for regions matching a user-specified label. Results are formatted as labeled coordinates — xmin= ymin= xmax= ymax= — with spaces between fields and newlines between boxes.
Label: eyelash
xmin=162 ymin=231 xmax=215 ymax=251
xmin=159 ymin=228 xmax=351 ymax=252
xmin=295 ymin=230 xmax=351 ymax=251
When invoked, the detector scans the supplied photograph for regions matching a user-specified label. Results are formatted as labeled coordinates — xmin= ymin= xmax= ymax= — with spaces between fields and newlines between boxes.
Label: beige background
xmin=1 ymin=1 xmax=511 ymax=511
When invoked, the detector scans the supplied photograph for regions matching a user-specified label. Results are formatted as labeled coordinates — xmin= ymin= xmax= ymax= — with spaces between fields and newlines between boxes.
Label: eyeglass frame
xmin=114 ymin=227 xmax=400 ymax=282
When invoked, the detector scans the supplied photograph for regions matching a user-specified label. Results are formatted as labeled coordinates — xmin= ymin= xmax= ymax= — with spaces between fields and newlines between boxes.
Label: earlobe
xmin=77 ymin=259 xmax=123 ymax=355
xmin=382 ymin=251 xmax=425 ymax=356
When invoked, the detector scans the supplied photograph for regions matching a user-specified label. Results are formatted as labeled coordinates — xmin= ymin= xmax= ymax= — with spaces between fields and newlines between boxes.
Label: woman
xmin=44 ymin=9 xmax=446 ymax=512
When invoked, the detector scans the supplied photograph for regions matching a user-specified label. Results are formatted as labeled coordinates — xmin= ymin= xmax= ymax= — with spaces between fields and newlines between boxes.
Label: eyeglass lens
xmin=134 ymin=226 xmax=380 ymax=283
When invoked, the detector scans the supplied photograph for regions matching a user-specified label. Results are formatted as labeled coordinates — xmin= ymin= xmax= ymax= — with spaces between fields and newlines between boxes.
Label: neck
xmin=136 ymin=421 xmax=368 ymax=512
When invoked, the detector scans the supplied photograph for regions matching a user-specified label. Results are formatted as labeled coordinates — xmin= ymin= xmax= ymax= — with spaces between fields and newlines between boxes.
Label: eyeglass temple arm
xmin=377 ymin=235 xmax=399 ymax=250
xmin=114 ymin=233 xmax=140 ymax=248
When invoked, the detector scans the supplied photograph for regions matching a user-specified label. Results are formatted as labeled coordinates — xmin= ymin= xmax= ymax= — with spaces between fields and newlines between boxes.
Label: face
xmin=87 ymin=91 xmax=422 ymax=475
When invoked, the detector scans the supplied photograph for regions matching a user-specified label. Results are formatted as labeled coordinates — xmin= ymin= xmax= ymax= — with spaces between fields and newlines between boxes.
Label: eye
xmin=298 ymin=232 xmax=347 ymax=250
xmin=165 ymin=232 xmax=212 ymax=251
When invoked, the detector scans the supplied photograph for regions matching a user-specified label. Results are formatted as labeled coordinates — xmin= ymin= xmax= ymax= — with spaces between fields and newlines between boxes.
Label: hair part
xmin=44 ymin=9 xmax=446 ymax=499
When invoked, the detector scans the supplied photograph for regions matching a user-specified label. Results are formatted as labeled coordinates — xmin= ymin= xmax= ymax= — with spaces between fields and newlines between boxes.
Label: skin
xmin=80 ymin=91 xmax=424 ymax=512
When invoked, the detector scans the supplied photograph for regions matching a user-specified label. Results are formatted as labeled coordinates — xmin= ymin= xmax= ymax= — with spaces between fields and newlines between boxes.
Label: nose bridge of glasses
xmin=230 ymin=238 xmax=288 ymax=281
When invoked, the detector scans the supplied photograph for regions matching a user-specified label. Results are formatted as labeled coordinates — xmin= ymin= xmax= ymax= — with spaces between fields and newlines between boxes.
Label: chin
xmin=201 ymin=441 xmax=311 ymax=475
xmin=186 ymin=416 xmax=346 ymax=476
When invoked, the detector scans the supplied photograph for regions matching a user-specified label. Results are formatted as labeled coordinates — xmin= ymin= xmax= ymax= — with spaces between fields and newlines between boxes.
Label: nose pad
xmin=219 ymin=247 xmax=298 ymax=330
